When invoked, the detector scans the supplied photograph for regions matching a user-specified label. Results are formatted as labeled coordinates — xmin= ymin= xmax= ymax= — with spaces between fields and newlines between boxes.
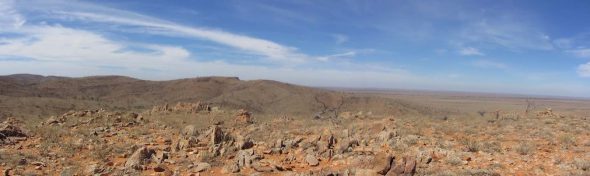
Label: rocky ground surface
xmin=0 ymin=103 xmax=589 ymax=176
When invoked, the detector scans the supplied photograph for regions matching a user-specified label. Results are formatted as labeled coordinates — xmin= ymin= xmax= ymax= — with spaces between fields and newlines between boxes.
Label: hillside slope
xmin=0 ymin=74 xmax=437 ymax=120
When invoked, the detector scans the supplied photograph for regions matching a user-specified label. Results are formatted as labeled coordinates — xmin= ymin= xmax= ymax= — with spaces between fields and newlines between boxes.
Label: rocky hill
xmin=0 ymin=74 xmax=436 ymax=122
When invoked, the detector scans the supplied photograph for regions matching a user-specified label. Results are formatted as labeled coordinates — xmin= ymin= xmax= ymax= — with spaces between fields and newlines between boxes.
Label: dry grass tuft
xmin=559 ymin=134 xmax=576 ymax=149
xmin=463 ymin=139 xmax=481 ymax=152
xmin=515 ymin=142 xmax=535 ymax=155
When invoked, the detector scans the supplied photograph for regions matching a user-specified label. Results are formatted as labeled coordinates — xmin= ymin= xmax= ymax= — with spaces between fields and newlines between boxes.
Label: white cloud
xmin=332 ymin=34 xmax=349 ymax=44
xmin=472 ymin=59 xmax=507 ymax=69
xmin=0 ymin=0 xmax=407 ymax=86
xmin=458 ymin=47 xmax=483 ymax=56
xmin=4 ymin=0 xmax=374 ymax=66
xmin=578 ymin=62 xmax=590 ymax=77
xmin=0 ymin=0 xmax=25 ymax=28
xmin=317 ymin=51 xmax=356 ymax=62
xmin=4 ymin=0 xmax=316 ymax=64
xmin=0 ymin=2 xmax=420 ymax=88
xmin=0 ymin=25 xmax=189 ymax=67
xmin=50 ymin=11 xmax=309 ymax=64
xmin=1 ymin=0 xmax=588 ymax=97
xmin=0 ymin=24 xmax=421 ymax=87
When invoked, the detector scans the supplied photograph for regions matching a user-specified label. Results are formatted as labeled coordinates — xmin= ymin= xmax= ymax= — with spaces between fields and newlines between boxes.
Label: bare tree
xmin=477 ymin=110 xmax=487 ymax=117
xmin=525 ymin=99 xmax=536 ymax=117
xmin=314 ymin=94 xmax=346 ymax=119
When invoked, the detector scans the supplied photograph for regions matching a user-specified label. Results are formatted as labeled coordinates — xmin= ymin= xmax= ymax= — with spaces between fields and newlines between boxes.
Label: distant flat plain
xmin=339 ymin=89 xmax=590 ymax=116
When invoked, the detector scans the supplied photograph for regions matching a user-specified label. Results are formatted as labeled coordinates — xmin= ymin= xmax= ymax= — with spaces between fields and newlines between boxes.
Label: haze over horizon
xmin=1 ymin=0 xmax=590 ymax=97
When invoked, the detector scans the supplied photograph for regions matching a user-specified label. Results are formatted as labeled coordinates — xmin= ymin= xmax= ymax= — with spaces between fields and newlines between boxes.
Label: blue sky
xmin=1 ymin=0 xmax=590 ymax=97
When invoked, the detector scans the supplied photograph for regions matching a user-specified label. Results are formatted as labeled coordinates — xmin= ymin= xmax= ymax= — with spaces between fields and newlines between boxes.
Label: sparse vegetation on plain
xmin=0 ymin=74 xmax=589 ymax=175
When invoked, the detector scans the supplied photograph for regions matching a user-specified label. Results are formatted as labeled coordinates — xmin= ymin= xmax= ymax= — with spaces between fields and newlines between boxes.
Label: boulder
xmin=153 ymin=164 xmax=168 ymax=172
xmin=0 ymin=123 xmax=27 ymax=145
xmin=173 ymin=136 xmax=197 ymax=152
xmin=375 ymin=154 xmax=394 ymax=175
xmin=378 ymin=130 xmax=397 ymax=144
xmin=125 ymin=147 xmax=156 ymax=170
xmin=236 ymin=109 xmax=253 ymax=123
xmin=0 ymin=124 xmax=27 ymax=138
xmin=153 ymin=151 xmax=169 ymax=164
xmin=416 ymin=150 xmax=433 ymax=168
xmin=386 ymin=156 xmax=416 ymax=176
xmin=45 ymin=116 xmax=62 ymax=125
xmin=404 ymin=157 xmax=417 ymax=175
xmin=305 ymin=154 xmax=320 ymax=166
xmin=193 ymin=162 xmax=211 ymax=172
xmin=274 ymin=139 xmax=284 ymax=148
xmin=222 ymin=163 xmax=240 ymax=173
xmin=84 ymin=164 xmax=103 ymax=175
xmin=210 ymin=125 xmax=224 ymax=145
xmin=252 ymin=164 xmax=275 ymax=172
xmin=235 ymin=135 xmax=254 ymax=150
xmin=236 ymin=149 xmax=256 ymax=168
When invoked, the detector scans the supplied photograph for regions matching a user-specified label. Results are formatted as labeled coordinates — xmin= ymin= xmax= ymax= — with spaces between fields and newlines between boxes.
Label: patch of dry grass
xmin=481 ymin=141 xmax=502 ymax=153
xmin=515 ymin=142 xmax=535 ymax=155
xmin=559 ymin=134 xmax=576 ymax=149
xmin=462 ymin=139 xmax=481 ymax=152
xmin=574 ymin=159 xmax=590 ymax=171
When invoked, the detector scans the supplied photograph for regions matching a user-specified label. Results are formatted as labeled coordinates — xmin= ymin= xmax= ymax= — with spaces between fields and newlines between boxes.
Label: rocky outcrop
xmin=0 ymin=120 xmax=27 ymax=145
xmin=192 ymin=162 xmax=211 ymax=172
xmin=235 ymin=109 xmax=253 ymax=123
xmin=305 ymin=154 xmax=320 ymax=166
xmin=173 ymin=125 xmax=199 ymax=152
xmin=45 ymin=116 xmax=65 ymax=125
xmin=125 ymin=147 xmax=156 ymax=170
xmin=376 ymin=154 xmax=395 ymax=175
xmin=537 ymin=107 xmax=559 ymax=118
xmin=150 ymin=102 xmax=210 ymax=114
xmin=385 ymin=156 xmax=417 ymax=176
xmin=209 ymin=125 xmax=225 ymax=145
xmin=41 ymin=109 xmax=143 ymax=128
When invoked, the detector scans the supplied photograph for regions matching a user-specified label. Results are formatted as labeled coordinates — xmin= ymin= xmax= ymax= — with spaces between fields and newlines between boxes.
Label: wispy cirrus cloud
xmin=0 ymin=0 xmax=424 ymax=88
xmin=317 ymin=51 xmax=356 ymax=62
xmin=458 ymin=47 xmax=483 ymax=56
xmin=49 ymin=11 xmax=310 ymax=64
xmin=472 ymin=59 xmax=507 ymax=69
xmin=459 ymin=20 xmax=554 ymax=51
xmin=14 ymin=0 xmax=358 ymax=65
xmin=0 ymin=0 xmax=25 ymax=28
xmin=0 ymin=24 xmax=423 ymax=88
xmin=1 ymin=0 xmax=589 ymax=96
xmin=4 ymin=0 xmax=359 ymax=65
